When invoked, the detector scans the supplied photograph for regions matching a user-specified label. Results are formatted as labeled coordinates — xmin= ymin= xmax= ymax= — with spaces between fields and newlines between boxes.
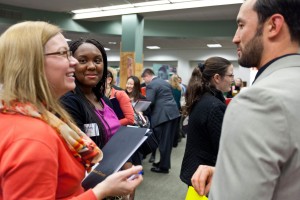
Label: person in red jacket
xmin=0 ymin=21 xmax=142 ymax=200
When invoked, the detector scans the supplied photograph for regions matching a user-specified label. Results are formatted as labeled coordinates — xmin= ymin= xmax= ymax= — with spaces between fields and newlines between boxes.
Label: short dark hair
xmin=141 ymin=68 xmax=155 ymax=77
xmin=253 ymin=0 xmax=300 ymax=44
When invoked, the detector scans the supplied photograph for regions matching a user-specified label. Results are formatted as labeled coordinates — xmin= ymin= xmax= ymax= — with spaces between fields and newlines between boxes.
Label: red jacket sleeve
xmin=115 ymin=90 xmax=135 ymax=126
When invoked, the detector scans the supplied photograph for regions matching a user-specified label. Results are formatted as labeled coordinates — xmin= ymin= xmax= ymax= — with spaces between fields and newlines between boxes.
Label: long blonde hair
xmin=169 ymin=74 xmax=182 ymax=91
xmin=0 ymin=21 xmax=71 ymax=120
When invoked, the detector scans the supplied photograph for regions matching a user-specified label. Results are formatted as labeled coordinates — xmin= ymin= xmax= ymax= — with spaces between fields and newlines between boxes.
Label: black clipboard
xmin=133 ymin=99 xmax=151 ymax=112
xmin=82 ymin=126 xmax=150 ymax=190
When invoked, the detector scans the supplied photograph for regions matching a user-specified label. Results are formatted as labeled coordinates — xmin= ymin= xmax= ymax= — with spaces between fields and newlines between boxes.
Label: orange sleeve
xmin=116 ymin=90 xmax=135 ymax=126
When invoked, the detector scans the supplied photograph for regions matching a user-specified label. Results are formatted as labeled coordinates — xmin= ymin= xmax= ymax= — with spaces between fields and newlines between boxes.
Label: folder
xmin=185 ymin=186 xmax=209 ymax=200
xmin=82 ymin=126 xmax=150 ymax=190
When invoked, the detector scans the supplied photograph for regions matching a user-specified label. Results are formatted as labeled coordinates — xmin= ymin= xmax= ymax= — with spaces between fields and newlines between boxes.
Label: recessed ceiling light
xmin=104 ymin=47 xmax=111 ymax=51
xmin=108 ymin=41 xmax=117 ymax=45
xmin=146 ymin=46 xmax=161 ymax=49
xmin=207 ymin=44 xmax=222 ymax=48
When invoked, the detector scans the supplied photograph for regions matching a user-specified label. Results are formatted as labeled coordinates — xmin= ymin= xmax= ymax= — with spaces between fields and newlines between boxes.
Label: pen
xmin=127 ymin=171 xmax=143 ymax=181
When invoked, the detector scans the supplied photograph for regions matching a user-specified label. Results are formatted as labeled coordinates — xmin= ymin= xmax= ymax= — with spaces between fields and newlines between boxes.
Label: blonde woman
xmin=169 ymin=74 xmax=182 ymax=110
xmin=168 ymin=74 xmax=182 ymax=147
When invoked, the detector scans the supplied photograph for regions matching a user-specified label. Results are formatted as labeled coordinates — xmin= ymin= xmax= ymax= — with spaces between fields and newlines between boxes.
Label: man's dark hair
xmin=141 ymin=68 xmax=155 ymax=77
xmin=253 ymin=0 xmax=300 ymax=44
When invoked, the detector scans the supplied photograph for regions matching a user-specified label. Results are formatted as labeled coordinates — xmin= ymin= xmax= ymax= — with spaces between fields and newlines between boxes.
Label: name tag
xmin=84 ymin=123 xmax=99 ymax=137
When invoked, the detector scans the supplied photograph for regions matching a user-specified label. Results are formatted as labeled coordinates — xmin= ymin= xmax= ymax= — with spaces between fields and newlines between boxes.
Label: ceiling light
xmin=108 ymin=41 xmax=117 ymax=45
xmin=146 ymin=46 xmax=161 ymax=49
xmin=134 ymin=0 xmax=170 ymax=7
xmin=73 ymin=0 xmax=243 ymax=19
xmin=207 ymin=44 xmax=222 ymax=48
xmin=169 ymin=0 xmax=199 ymax=2
xmin=104 ymin=47 xmax=111 ymax=51
xmin=102 ymin=4 xmax=134 ymax=11
xmin=72 ymin=8 xmax=101 ymax=14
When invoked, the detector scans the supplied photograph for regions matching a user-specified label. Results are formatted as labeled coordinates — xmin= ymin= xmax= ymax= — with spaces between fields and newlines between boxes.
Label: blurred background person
xmin=157 ymin=65 xmax=169 ymax=80
xmin=141 ymin=68 xmax=180 ymax=174
xmin=180 ymin=57 xmax=233 ymax=188
xmin=125 ymin=75 xmax=152 ymax=171
xmin=234 ymin=77 xmax=244 ymax=91
xmin=178 ymin=76 xmax=187 ymax=95
xmin=169 ymin=74 xmax=182 ymax=111
xmin=178 ymin=75 xmax=188 ymax=139
xmin=125 ymin=75 xmax=146 ymax=105
xmin=125 ymin=75 xmax=151 ymax=127
xmin=0 ymin=21 xmax=142 ymax=199
xmin=227 ymin=77 xmax=244 ymax=99
xmin=108 ymin=67 xmax=124 ymax=91
xmin=169 ymin=74 xmax=182 ymax=147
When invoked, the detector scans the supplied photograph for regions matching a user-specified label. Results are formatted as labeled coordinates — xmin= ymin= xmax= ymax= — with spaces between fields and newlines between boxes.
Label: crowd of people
xmin=1 ymin=0 xmax=300 ymax=199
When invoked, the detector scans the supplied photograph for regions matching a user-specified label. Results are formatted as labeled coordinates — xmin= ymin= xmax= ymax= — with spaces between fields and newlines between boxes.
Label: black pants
xmin=153 ymin=117 xmax=179 ymax=169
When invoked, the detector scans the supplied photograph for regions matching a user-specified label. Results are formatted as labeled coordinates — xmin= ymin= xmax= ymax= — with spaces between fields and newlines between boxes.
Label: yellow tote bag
xmin=185 ymin=186 xmax=209 ymax=200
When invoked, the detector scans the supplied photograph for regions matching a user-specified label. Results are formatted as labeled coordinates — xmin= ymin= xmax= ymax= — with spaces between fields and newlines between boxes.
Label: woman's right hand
xmin=92 ymin=165 xmax=143 ymax=199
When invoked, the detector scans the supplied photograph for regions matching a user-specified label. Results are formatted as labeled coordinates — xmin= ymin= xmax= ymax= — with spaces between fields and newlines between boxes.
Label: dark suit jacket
xmin=146 ymin=77 xmax=180 ymax=128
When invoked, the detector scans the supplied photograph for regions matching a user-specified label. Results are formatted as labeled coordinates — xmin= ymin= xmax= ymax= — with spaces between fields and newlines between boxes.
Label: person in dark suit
xmin=141 ymin=68 xmax=180 ymax=173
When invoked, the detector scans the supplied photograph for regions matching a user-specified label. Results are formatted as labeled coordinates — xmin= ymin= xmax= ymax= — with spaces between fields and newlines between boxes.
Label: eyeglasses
xmin=45 ymin=50 xmax=73 ymax=60
xmin=225 ymin=74 xmax=234 ymax=78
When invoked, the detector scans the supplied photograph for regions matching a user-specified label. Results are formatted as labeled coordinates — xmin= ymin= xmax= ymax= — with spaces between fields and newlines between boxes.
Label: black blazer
xmin=180 ymin=89 xmax=226 ymax=186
